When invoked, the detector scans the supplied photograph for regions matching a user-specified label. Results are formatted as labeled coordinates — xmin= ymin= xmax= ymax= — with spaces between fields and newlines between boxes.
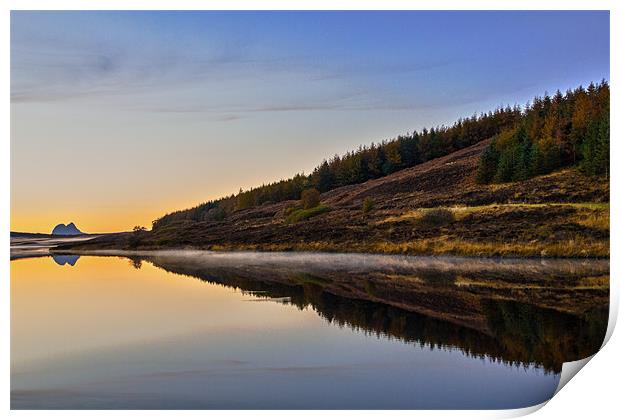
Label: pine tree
xmin=581 ymin=120 xmax=599 ymax=176
xmin=514 ymin=138 xmax=532 ymax=181
xmin=494 ymin=145 xmax=516 ymax=183
xmin=476 ymin=141 xmax=500 ymax=184
xmin=595 ymin=114 xmax=609 ymax=178
xmin=313 ymin=160 xmax=334 ymax=192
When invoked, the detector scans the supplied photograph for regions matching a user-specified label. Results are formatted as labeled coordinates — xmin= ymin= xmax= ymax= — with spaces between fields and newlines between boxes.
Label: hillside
xmin=61 ymin=138 xmax=609 ymax=257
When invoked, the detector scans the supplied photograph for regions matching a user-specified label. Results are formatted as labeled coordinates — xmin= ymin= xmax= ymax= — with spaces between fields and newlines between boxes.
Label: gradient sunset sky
xmin=11 ymin=11 xmax=609 ymax=233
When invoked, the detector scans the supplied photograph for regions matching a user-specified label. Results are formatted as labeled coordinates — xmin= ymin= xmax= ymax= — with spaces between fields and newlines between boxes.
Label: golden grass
xmin=366 ymin=237 xmax=609 ymax=258
xmin=575 ymin=210 xmax=610 ymax=231
xmin=197 ymin=200 xmax=610 ymax=258
xmin=379 ymin=202 xmax=610 ymax=225
xmin=206 ymin=236 xmax=609 ymax=258
xmin=576 ymin=276 xmax=610 ymax=289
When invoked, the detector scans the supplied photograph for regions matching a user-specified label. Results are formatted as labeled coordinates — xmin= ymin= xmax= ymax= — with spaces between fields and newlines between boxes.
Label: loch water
xmin=11 ymin=252 xmax=609 ymax=409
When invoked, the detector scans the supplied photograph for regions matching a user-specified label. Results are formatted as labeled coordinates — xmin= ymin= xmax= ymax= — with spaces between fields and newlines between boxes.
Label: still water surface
xmin=11 ymin=252 xmax=608 ymax=409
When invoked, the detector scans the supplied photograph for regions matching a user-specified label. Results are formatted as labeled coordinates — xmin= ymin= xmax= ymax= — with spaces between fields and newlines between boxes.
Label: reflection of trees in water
xmin=481 ymin=300 xmax=607 ymax=372
xmin=128 ymin=257 xmax=143 ymax=269
xmin=291 ymin=286 xmax=605 ymax=373
xmin=141 ymin=257 xmax=607 ymax=374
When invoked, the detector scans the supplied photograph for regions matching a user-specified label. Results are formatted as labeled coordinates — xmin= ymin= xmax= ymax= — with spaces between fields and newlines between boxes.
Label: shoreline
xmin=44 ymin=246 xmax=611 ymax=262
xmin=49 ymin=237 xmax=610 ymax=259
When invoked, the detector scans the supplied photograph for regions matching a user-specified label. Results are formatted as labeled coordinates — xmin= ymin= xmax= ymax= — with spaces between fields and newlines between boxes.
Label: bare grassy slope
xmin=64 ymin=139 xmax=609 ymax=257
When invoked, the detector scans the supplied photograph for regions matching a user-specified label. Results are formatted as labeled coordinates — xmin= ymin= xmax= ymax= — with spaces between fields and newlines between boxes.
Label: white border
xmin=2 ymin=2 xmax=617 ymax=419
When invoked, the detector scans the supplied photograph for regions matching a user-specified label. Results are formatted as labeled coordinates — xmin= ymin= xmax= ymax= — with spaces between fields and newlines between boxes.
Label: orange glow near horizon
xmin=11 ymin=209 xmax=156 ymax=234
xmin=10 ymin=132 xmax=336 ymax=234
xmin=10 ymin=175 xmax=274 ymax=234
xmin=10 ymin=194 xmax=223 ymax=234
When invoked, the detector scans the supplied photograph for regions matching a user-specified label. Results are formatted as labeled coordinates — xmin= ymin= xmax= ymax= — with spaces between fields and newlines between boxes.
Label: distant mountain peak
xmin=51 ymin=222 xmax=83 ymax=236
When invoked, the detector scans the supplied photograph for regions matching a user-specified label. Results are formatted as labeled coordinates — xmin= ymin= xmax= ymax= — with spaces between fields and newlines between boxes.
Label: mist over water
xmin=65 ymin=249 xmax=610 ymax=278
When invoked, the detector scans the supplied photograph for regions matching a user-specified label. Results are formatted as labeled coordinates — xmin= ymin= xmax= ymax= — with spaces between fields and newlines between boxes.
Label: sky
xmin=10 ymin=11 xmax=610 ymax=233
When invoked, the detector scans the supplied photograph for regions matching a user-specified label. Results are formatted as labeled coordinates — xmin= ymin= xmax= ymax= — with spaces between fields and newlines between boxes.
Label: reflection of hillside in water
xmin=121 ymin=252 xmax=609 ymax=374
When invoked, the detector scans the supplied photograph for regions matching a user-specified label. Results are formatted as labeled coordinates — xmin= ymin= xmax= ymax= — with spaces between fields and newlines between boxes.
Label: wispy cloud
xmin=140 ymin=89 xmax=491 ymax=119
xmin=11 ymin=29 xmax=457 ymax=116
xmin=11 ymin=46 xmax=171 ymax=103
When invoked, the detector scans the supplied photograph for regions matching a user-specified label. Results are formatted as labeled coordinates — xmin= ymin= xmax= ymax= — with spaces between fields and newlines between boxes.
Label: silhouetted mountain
xmin=51 ymin=223 xmax=83 ymax=236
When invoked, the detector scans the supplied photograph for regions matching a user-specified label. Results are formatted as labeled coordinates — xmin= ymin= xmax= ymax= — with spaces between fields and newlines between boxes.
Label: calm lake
xmin=11 ymin=251 xmax=609 ymax=409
